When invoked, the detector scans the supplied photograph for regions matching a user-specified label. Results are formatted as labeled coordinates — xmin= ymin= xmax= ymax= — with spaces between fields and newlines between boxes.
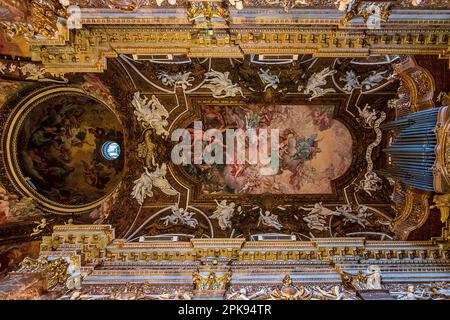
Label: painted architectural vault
xmin=0 ymin=0 xmax=449 ymax=301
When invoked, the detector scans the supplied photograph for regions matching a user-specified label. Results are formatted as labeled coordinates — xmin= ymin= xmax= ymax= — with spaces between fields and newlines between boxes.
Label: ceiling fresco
xmin=180 ymin=104 xmax=353 ymax=195
xmin=100 ymin=55 xmax=399 ymax=241
xmin=0 ymin=53 xmax=448 ymax=276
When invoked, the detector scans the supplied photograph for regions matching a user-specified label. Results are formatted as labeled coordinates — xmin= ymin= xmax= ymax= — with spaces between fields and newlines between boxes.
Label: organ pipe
xmin=379 ymin=107 xmax=443 ymax=191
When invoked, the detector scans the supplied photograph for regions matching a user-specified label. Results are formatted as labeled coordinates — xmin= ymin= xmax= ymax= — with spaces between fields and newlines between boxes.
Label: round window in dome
xmin=101 ymin=141 xmax=121 ymax=160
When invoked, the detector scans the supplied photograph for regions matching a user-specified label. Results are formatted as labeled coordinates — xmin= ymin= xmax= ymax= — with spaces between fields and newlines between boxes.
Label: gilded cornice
xmin=7 ymin=223 xmax=447 ymax=291
xmin=48 ymin=7 xmax=450 ymax=26
xmin=36 ymin=224 xmax=450 ymax=264
xmin=26 ymin=24 xmax=450 ymax=73
xmin=1 ymin=2 xmax=448 ymax=72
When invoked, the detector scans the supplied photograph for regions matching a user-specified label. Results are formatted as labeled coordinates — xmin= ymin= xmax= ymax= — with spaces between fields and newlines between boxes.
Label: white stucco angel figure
xmin=361 ymin=70 xmax=388 ymax=90
xmin=356 ymin=103 xmax=378 ymax=128
xmin=228 ymin=0 xmax=244 ymax=10
xmin=131 ymin=167 xmax=154 ymax=205
xmin=131 ymin=164 xmax=178 ymax=205
xmin=312 ymin=286 xmax=355 ymax=300
xmin=298 ymin=67 xmax=337 ymax=100
xmin=31 ymin=218 xmax=48 ymax=236
xmin=157 ymin=71 xmax=194 ymax=90
xmin=356 ymin=170 xmax=383 ymax=196
xmin=411 ymin=0 xmax=423 ymax=6
xmin=303 ymin=214 xmax=328 ymax=232
xmin=257 ymin=209 xmax=283 ymax=230
xmin=0 ymin=62 xmax=7 ymax=74
xmin=394 ymin=286 xmax=431 ymax=300
xmin=355 ymin=205 xmax=373 ymax=224
xmin=340 ymin=70 xmax=361 ymax=92
xmin=300 ymin=202 xmax=340 ymax=231
xmin=226 ymin=288 xmax=268 ymax=300
xmin=146 ymin=290 xmax=192 ymax=300
xmin=64 ymin=257 xmax=82 ymax=290
xmin=335 ymin=204 xmax=372 ymax=228
xmin=258 ymin=68 xmax=280 ymax=92
xmin=365 ymin=265 xmax=382 ymax=289
xmin=203 ymin=69 xmax=244 ymax=98
xmin=20 ymin=63 xmax=46 ymax=80
xmin=210 ymin=200 xmax=236 ymax=230
xmin=132 ymin=92 xmax=170 ymax=138
xmin=156 ymin=0 xmax=177 ymax=6
xmin=67 ymin=5 xmax=82 ymax=30
xmin=160 ymin=203 xmax=198 ymax=228
xmin=181 ymin=211 xmax=198 ymax=228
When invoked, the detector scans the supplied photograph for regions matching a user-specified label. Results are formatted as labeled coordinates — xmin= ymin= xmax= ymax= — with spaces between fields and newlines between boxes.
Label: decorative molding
xmin=434 ymin=106 xmax=450 ymax=193
xmin=392 ymin=56 xmax=436 ymax=112
xmin=0 ymin=4 xmax=443 ymax=73
xmin=391 ymin=188 xmax=431 ymax=240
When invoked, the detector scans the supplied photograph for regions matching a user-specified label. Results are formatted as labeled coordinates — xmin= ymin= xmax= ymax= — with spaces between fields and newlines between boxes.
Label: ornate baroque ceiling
xmin=0 ymin=53 xmax=448 ymax=245
xmin=0 ymin=0 xmax=449 ymax=301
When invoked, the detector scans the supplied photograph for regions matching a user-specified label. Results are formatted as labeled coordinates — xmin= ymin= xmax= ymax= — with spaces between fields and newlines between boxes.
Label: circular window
xmin=101 ymin=141 xmax=121 ymax=160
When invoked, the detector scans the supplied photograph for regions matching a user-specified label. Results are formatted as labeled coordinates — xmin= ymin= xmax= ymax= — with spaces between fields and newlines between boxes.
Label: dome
xmin=4 ymin=88 xmax=125 ymax=212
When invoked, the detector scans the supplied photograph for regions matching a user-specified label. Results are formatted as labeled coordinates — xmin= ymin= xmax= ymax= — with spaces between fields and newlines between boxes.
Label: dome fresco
xmin=14 ymin=92 xmax=124 ymax=207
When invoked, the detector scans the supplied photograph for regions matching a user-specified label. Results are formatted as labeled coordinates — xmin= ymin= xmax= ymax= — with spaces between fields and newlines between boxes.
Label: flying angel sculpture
xmin=132 ymin=92 xmax=170 ymax=138
xmin=298 ymin=67 xmax=337 ymax=101
xmin=202 ymin=69 xmax=244 ymax=99
xmin=131 ymin=164 xmax=178 ymax=205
